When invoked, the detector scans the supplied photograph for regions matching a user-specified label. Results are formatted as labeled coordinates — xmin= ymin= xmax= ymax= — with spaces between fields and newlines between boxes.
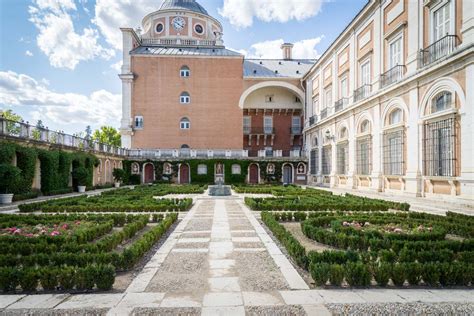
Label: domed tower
xmin=140 ymin=0 xmax=224 ymax=47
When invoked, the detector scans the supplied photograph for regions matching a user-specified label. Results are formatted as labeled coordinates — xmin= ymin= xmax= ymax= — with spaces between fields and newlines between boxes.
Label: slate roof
xmin=131 ymin=46 xmax=243 ymax=57
xmin=243 ymin=59 xmax=316 ymax=78
xmin=159 ymin=0 xmax=209 ymax=15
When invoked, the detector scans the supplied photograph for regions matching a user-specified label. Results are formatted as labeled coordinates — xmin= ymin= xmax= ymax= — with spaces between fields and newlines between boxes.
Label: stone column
xmin=119 ymin=28 xmax=136 ymax=149
xmin=460 ymin=63 xmax=474 ymax=200
xmin=371 ymin=103 xmax=383 ymax=191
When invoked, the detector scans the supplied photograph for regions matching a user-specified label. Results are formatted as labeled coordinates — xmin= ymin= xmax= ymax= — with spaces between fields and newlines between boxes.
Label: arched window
xmin=181 ymin=144 xmax=190 ymax=149
xmin=180 ymin=66 xmax=190 ymax=77
xmin=312 ymin=137 xmax=318 ymax=147
xmin=180 ymin=92 xmax=191 ymax=104
xmin=180 ymin=118 xmax=190 ymax=129
xmin=431 ymin=91 xmax=452 ymax=113
xmin=389 ymin=108 xmax=402 ymax=125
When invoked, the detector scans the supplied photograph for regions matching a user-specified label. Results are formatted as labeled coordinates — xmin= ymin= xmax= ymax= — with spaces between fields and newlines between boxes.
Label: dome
xmin=159 ymin=0 xmax=209 ymax=15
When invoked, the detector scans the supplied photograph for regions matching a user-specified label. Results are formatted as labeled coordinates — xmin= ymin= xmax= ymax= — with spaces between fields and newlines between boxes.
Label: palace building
xmin=119 ymin=0 xmax=473 ymax=201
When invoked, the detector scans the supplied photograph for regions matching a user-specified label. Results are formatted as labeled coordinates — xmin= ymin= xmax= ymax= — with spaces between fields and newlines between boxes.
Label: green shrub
xmin=391 ymin=264 xmax=406 ymax=287
xmin=0 ymin=267 xmax=18 ymax=292
xmin=422 ymin=263 xmax=440 ymax=287
xmin=0 ymin=164 xmax=21 ymax=194
xmin=72 ymin=167 xmax=90 ymax=187
xmin=345 ymin=262 xmax=371 ymax=287
xmin=329 ymin=264 xmax=344 ymax=286
xmin=58 ymin=267 xmax=75 ymax=290
xmin=405 ymin=263 xmax=422 ymax=286
xmin=75 ymin=266 xmax=95 ymax=290
xmin=310 ymin=263 xmax=330 ymax=286
xmin=40 ymin=268 xmax=58 ymax=291
xmin=95 ymin=265 xmax=115 ymax=291
xmin=19 ymin=269 xmax=38 ymax=292
xmin=374 ymin=264 xmax=391 ymax=287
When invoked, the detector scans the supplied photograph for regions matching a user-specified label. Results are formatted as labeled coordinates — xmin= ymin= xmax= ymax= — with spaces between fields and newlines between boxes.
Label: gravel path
xmin=326 ymin=302 xmax=474 ymax=315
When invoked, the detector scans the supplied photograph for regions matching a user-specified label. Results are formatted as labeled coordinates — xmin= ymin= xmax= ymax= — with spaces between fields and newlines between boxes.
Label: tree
xmin=92 ymin=126 xmax=121 ymax=147
xmin=1 ymin=110 xmax=23 ymax=135
xmin=32 ymin=120 xmax=45 ymax=140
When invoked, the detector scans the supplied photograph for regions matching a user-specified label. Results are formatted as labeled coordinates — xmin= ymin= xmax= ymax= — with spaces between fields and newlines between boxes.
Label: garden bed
xmin=0 ymin=212 xmax=177 ymax=293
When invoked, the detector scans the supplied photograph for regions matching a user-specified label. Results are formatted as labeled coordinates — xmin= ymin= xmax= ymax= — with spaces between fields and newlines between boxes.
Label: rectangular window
xmin=360 ymin=59 xmax=371 ymax=86
xmin=383 ymin=130 xmax=405 ymax=175
xmin=423 ymin=118 xmax=456 ymax=177
xmin=243 ymin=116 xmax=251 ymax=134
xmin=264 ymin=116 xmax=273 ymax=134
xmin=310 ymin=149 xmax=319 ymax=175
xmin=180 ymin=95 xmax=190 ymax=104
xmin=433 ymin=3 xmax=451 ymax=42
xmin=324 ymin=86 xmax=332 ymax=109
xmin=389 ymin=36 xmax=402 ymax=68
xmin=356 ymin=136 xmax=372 ymax=175
xmin=337 ymin=142 xmax=349 ymax=175
xmin=134 ymin=116 xmax=144 ymax=129
xmin=340 ymin=77 xmax=348 ymax=98
xmin=321 ymin=146 xmax=332 ymax=175
xmin=313 ymin=96 xmax=319 ymax=114
xmin=180 ymin=69 xmax=190 ymax=77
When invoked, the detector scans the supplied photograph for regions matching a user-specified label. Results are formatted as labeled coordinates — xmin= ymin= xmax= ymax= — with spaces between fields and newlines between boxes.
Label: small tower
xmin=281 ymin=43 xmax=294 ymax=60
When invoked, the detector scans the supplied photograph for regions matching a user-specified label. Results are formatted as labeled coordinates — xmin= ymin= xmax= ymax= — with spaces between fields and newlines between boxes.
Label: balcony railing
xmin=380 ymin=65 xmax=406 ymax=88
xmin=320 ymin=108 xmax=328 ymax=120
xmin=418 ymin=34 xmax=460 ymax=68
xmin=290 ymin=126 xmax=302 ymax=135
xmin=309 ymin=115 xmax=318 ymax=126
xmin=334 ymin=97 xmax=349 ymax=113
xmin=244 ymin=127 xmax=275 ymax=135
xmin=353 ymin=84 xmax=372 ymax=103
xmin=0 ymin=116 xmax=129 ymax=156
xmin=140 ymin=38 xmax=217 ymax=47
xmin=264 ymin=127 xmax=275 ymax=135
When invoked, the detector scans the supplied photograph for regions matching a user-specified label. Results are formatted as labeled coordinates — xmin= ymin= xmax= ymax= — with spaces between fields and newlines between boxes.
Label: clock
xmin=172 ymin=17 xmax=186 ymax=31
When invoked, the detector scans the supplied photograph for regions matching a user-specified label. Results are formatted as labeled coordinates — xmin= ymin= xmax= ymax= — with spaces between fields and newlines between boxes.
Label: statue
xmin=267 ymin=163 xmax=275 ymax=175
xmin=216 ymin=163 xmax=223 ymax=175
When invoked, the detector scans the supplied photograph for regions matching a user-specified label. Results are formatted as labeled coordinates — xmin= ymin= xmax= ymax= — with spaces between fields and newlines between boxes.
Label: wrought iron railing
xmin=418 ymin=34 xmax=460 ymax=68
xmin=334 ymin=97 xmax=349 ymax=113
xmin=380 ymin=65 xmax=406 ymax=88
xmin=353 ymin=84 xmax=372 ymax=103
xmin=309 ymin=115 xmax=318 ymax=126
xmin=290 ymin=126 xmax=302 ymax=135
xmin=0 ymin=116 xmax=128 ymax=156
xmin=320 ymin=108 xmax=328 ymax=120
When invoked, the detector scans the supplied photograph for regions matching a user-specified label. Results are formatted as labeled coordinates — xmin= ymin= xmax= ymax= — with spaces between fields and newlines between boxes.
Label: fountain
xmin=208 ymin=178 xmax=232 ymax=196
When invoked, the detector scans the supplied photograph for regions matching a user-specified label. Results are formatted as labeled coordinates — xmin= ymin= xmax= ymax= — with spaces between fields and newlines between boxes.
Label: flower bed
xmin=0 ymin=212 xmax=177 ymax=293
xmin=262 ymin=210 xmax=473 ymax=288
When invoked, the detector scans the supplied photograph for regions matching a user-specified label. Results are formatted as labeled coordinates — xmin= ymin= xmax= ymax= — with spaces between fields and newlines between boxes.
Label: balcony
xmin=243 ymin=127 xmax=275 ymax=135
xmin=353 ymin=84 xmax=372 ymax=103
xmin=334 ymin=97 xmax=349 ymax=113
xmin=418 ymin=34 xmax=460 ymax=68
xmin=290 ymin=126 xmax=302 ymax=135
xmin=380 ymin=65 xmax=406 ymax=88
xmin=140 ymin=38 xmax=217 ymax=47
xmin=264 ymin=127 xmax=275 ymax=135
xmin=309 ymin=115 xmax=318 ymax=126
xmin=320 ymin=108 xmax=328 ymax=120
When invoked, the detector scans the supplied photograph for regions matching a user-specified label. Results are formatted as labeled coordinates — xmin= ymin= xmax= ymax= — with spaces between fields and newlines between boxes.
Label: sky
xmin=0 ymin=0 xmax=367 ymax=134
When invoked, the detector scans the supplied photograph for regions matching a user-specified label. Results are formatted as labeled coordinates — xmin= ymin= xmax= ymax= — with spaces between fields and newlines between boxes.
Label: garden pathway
xmin=1 ymin=195 xmax=473 ymax=315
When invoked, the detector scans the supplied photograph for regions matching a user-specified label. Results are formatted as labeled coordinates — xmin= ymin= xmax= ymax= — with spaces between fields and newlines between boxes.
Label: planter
xmin=114 ymin=183 xmax=121 ymax=188
xmin=0 ymin=194 xmax=14 ymax=205
xmin=78 ymin=186 xmax=86 ymax=193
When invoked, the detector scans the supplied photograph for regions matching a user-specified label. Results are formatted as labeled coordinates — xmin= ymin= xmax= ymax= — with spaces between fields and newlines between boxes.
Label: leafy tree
xmin=32 ymin=120 xmax=45 ymax=140
xmin=92 ymin=126 xmax=121 ymax=147
xmin=1 ymin=110 xmax=23 ymax=135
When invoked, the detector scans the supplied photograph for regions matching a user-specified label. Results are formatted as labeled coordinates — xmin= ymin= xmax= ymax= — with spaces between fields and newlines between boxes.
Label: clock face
xmin=172 ymin=17 xmax=186 ymax=31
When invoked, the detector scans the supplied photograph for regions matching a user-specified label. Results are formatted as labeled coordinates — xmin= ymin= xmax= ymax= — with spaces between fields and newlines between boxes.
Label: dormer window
xmin=180 ymin=66 xmax=190 ymax=77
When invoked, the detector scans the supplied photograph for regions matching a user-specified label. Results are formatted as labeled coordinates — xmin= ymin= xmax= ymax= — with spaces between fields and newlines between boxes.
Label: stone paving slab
xmin=0 ymin=296 xmax=25 ymax=309
xmin=55 ymin=294 xmax=125 ymax=309
xmin=7 ymin=294 xmax=70 ymax=309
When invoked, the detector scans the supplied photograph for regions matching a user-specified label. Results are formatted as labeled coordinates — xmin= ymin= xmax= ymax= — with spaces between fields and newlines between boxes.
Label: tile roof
xmin=243 ymin=59 xmax=316 ymax=78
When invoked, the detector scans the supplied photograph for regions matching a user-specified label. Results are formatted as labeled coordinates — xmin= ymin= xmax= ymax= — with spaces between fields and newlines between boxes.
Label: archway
xmin=179 ymin=164 xmax=190 ymax=184
xmin=249 ymin=164 xmax=259 ymax=184
xmin=283 ymin=164 xmax=293 ymax=184
xmin=144 ymin=163 xmax=154 ymax=184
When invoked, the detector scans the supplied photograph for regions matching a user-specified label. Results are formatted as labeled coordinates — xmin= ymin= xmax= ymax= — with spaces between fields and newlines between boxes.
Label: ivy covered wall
xmin=0 ymin=141 xmax=99 ymax=195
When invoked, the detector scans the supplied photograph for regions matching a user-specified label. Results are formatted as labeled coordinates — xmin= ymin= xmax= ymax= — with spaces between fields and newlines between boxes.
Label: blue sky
xmin=0 ymin=0 xmax=367 ymax=134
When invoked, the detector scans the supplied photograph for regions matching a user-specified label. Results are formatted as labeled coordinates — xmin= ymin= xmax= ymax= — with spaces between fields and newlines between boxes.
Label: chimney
xmin=281 ymin=43 xmax=294 ymax=60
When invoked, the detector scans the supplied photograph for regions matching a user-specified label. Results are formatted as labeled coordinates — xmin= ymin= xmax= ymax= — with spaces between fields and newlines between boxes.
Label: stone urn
xmin=78 ymin=186 xmax=86 ymax=193
xmin=114 ymin=182 xmax=120 ymax=188
xmin=0 ymin=194 xmax=13 ymax=205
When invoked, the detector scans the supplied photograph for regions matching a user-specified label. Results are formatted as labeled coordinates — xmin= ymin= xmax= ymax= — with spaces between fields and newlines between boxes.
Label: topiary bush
xmin=95 ymin=265 xmax=115 ymax=290
xmin=310 ymin=263 xmax=330 ymax=286
xmin=329 ymin=264 xmax=345 ymax=286
xmin=0 ymin=164 xmax=21 ymax=194
xmin=374 ymin=263 xmax=391 ymax=287
xmin=344 ymin=262 xmax=371 ymax=287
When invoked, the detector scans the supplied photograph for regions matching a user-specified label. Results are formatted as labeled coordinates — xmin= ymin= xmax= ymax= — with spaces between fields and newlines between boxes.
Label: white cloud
xmin=219 ymin=0 xmax=324 ymax=28
xmin=29 ymin=0 xmax=114 ymax=70
xmin=110 ymin=61 xmax=122 ymax=72
xmin=93 ymin=0 xmax=156 ymax=50
xmin=25 ymin=50 xmax=34 ymax=57
xmin=242 ymin=37 xmax=324 ymax=59
xmin=0 ymin=71 xmax=120 ymax=129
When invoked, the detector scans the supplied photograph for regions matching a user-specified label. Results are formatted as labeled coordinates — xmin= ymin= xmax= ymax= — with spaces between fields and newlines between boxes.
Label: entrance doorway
xmin=180 ymin=164 xmax=190 ymax=184
xmin=283 ymin=164 xmax=293 ymax=184
xmin=249 ymin=164 xmax=259 ymax=184
xmin=144 ymin=164 xmax=154 ymax=184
